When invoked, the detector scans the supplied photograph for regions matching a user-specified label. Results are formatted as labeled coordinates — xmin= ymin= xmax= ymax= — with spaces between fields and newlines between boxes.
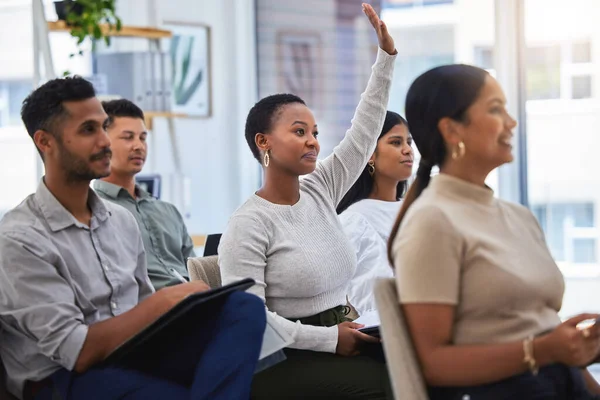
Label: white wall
xmin=0 ymin=0 xmax=260 ymax=235
xmin=112 ymin=0 xmax=261 ymax=235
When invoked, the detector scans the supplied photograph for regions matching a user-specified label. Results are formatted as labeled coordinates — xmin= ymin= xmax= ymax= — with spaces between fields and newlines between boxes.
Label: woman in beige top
xmin=388 ymin=64 xmax=600 ymax=399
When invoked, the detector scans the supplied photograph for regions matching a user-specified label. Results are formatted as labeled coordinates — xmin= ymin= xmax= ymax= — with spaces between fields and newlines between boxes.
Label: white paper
xmin=259 ymin=313 xmax=295 ymax=360
xmin=353 ymin=310 xmax=380 ymax=329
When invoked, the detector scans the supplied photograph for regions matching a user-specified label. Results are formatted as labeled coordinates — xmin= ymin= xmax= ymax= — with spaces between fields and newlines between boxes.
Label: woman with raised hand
xmin=337 ymin=111 xmax=413 ymax=316
xmin=389 ymin=64 xmax=600 ymax=399
xmin=219 ymin=3 xmax=396 ymax=398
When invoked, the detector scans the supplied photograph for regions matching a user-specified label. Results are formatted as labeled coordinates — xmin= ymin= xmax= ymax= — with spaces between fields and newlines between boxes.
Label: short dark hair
xmin=245 ymin=93 xmax=306 ymax=162
xmin=21 ymin=76 xmax=96 ymax=140
xmin=102 ymin=98 xmax=145 ymax=129
xmin=337 ymin=111 xmax=409 ymax=214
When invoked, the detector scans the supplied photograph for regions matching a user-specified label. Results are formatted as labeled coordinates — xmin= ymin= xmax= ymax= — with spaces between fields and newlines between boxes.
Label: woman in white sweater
xmin=337 ymin=111 xmax=413 ymax=316
xmin=389 ymin=64 xmax=600 ymax=399
xmin=219 ymin=4 xmax=396 ymax=398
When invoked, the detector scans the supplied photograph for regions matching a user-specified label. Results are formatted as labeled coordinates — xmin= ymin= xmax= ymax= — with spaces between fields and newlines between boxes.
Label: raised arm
xmin=218 ymin=214 xmax=339 ymax=353
xmin=306 ymin=4 xmax=397 ymax=206
xmin=392 ymin=206 xmax=600 ymax=386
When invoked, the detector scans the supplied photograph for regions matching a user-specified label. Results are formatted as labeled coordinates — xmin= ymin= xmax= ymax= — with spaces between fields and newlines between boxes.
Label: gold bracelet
xmin=522 ymin=335 xmax=539 ymax=375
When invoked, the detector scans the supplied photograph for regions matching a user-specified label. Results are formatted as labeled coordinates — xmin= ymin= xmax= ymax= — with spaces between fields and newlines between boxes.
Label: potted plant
xmin=54 ymin=0 xmax=122 ymax=51
xmin=53 ymin=1 xmax=83 ymax=21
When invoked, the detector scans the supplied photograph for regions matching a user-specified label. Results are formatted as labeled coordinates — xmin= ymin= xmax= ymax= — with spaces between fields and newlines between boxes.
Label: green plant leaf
xmin=65 ymin=0 xmax=122 ymax=54
xmin=177 ymin=70 xmax=203 ymax=105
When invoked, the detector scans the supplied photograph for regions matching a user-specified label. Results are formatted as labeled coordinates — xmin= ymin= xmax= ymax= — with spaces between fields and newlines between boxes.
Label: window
xmin=0 ymin=80 xmax=31 ymax=127
xmin=532 ymin=203 xmax=596 ymax=263
xmin=525 ymin=45 xmax=561 ymax=100
xmin=524 ymin=0 xmax=600 ymax=332
xmin=474 ymin=46 xmax=494 ymax=70
xmin=572 ymin=75 xmax=592 ymax=99
xmin=383 ymin=0 xmax=496 ymax=190
xmin=383 ymin=0 xmax=454 ymax=7
xmin=524 ymin=39 xmax=594 ymax=101
xmin=572 ymin=40 xmax=591 ymax=63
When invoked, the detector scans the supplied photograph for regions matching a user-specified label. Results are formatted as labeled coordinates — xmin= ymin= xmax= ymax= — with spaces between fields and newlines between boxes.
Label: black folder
xmin=100 ymin=278 xmax=255 ymax=368
xmin=358 ymin=326 xmax=380 ymax=338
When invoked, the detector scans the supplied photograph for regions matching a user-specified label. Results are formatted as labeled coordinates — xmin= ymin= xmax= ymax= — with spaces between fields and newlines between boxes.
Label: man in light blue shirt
xmin=0 ymin=76 xmax=265 ymax=400
xmin=93 ymin=99 xmax=194 ymax=290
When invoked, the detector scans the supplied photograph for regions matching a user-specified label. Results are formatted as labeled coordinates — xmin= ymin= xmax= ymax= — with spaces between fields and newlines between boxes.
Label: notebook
xmin=355 ymin=310 xmax=381 ymax=338
xmin=101 ymin=278 xmax=255 ymax=366
xmin=100 ymin=278 xmax=294 ymax=372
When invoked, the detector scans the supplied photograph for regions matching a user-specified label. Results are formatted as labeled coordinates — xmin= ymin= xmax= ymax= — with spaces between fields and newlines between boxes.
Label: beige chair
xmin=374 ymin=278 xmax=428 ymax=400
xmin=187 ymin=256 xmax=221 ymax=289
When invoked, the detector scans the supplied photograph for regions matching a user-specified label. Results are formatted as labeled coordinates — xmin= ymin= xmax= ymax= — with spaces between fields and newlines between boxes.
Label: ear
xmin=255 ymin=133 xmax=269 ymax=152
xmin=368 ymin=150 xmax=376 ymax=163
xmin=33 ymin=130 xmax=54 ymax=156
xmin=437 ymin=117 xmax=463 ymax=146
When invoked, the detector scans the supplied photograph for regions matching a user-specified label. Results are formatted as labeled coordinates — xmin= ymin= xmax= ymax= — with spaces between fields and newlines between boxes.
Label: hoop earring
xmin=368 ymin=160 xmax=375 ymax=176
xmin=263 ymin=150 xmax=270 ymax=167
xmin=452 ymin=141 xmax=465 ymax=160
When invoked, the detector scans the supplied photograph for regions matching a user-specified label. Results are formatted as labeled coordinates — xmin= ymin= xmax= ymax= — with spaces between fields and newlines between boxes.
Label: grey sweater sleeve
xmin=304 ymin=48 xmax=396 ymax=206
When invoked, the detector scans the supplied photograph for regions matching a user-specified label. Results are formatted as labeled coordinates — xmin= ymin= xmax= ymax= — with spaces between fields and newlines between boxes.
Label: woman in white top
xmin=219 ymin=4 xmax=396 ymax=399
xmin=337 ymin=111 xmax=413 ymax=316
xmin=389 ymin=64 xmax=600 ymax=399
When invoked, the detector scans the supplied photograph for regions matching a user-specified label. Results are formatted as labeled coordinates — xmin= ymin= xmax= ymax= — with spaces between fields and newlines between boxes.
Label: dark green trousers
xmin=251 ymin=306 xmax=392 ymax=399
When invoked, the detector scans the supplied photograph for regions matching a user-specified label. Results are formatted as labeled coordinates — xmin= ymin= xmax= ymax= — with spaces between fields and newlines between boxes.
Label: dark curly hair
xmin=21 ymin=76 xmax=96 ymax=139
xmin=102 ymin=98 xmax=145 ymax=128
xmin=245 ymin=93 xmax=306 ymax=162
xmin=21 ymin=76 xmax=96 ymax=157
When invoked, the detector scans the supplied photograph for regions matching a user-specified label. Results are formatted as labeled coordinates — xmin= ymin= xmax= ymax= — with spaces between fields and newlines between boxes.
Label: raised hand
xmin=362 ymin=3 xmax=396 ymax=55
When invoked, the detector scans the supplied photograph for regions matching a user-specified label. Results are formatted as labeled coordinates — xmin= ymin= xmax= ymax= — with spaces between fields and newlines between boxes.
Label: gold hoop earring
xmin=368 ymin=160 xmax=375 ymax=176
xmin=452 ymin=141 xmax=465 ymax=160
xmin=263 ymin=150 xmax=270 ymax=167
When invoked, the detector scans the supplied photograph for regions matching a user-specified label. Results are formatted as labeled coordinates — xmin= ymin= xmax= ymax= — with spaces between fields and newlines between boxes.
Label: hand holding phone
xmin=576 ymin=316 xmax=600 ymax=337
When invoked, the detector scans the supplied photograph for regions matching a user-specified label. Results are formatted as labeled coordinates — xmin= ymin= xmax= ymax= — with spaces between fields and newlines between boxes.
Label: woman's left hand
xmin=362 ymin=3 xmax=396 ymax=55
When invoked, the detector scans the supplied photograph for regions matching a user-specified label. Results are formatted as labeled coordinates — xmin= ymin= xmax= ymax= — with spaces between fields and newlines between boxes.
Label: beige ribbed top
xmin=392 ymin=173 xmax=564 ymax=345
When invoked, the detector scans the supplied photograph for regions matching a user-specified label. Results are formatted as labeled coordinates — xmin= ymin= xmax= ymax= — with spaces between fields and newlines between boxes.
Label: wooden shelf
xmin=191 ymin=235 xmax=207 ymax=248
xmin=144 ymin=112 xmax=188 ymax=129
xmin=145 ymin=111 xmax=188 ymax=119
xmin=47 ymin=21 xmax=172 ymax=39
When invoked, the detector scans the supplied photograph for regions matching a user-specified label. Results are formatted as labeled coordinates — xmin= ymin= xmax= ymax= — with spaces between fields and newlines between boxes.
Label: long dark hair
xmin=336 ymin=111 xmax=408 ymax=214
xmin=387 ymin=65 xmax=489 ymax=265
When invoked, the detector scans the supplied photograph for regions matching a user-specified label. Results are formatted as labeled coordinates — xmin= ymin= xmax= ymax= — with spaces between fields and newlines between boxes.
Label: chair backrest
xmin=203 ymin=233 xmax=222 ymax=257
xmin=374 ymin=278 xmax=428 ymax=400
xmin=187 ymin=256 xmax=221 ymax=289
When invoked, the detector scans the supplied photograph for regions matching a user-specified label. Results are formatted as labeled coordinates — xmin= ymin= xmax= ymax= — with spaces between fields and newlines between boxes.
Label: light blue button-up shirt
xmin=0 ymin=180 xmax=154 ymax=399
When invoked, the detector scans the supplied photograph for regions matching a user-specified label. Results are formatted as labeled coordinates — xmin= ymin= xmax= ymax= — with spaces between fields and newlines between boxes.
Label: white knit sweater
xmin=219 ymin=48 xmax=396 ymax=353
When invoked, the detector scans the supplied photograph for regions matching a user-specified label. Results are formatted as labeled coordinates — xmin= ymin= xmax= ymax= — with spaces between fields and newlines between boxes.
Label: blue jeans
xmin=35 ymin=291 xmax=266 ymax=400
xmin=428 ymin=364 xmax=600 ymax=400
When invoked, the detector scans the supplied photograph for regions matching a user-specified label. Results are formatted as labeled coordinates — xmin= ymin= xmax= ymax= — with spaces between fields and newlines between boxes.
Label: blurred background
xmin=0 ymin=1 xmax=599 ymax=371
